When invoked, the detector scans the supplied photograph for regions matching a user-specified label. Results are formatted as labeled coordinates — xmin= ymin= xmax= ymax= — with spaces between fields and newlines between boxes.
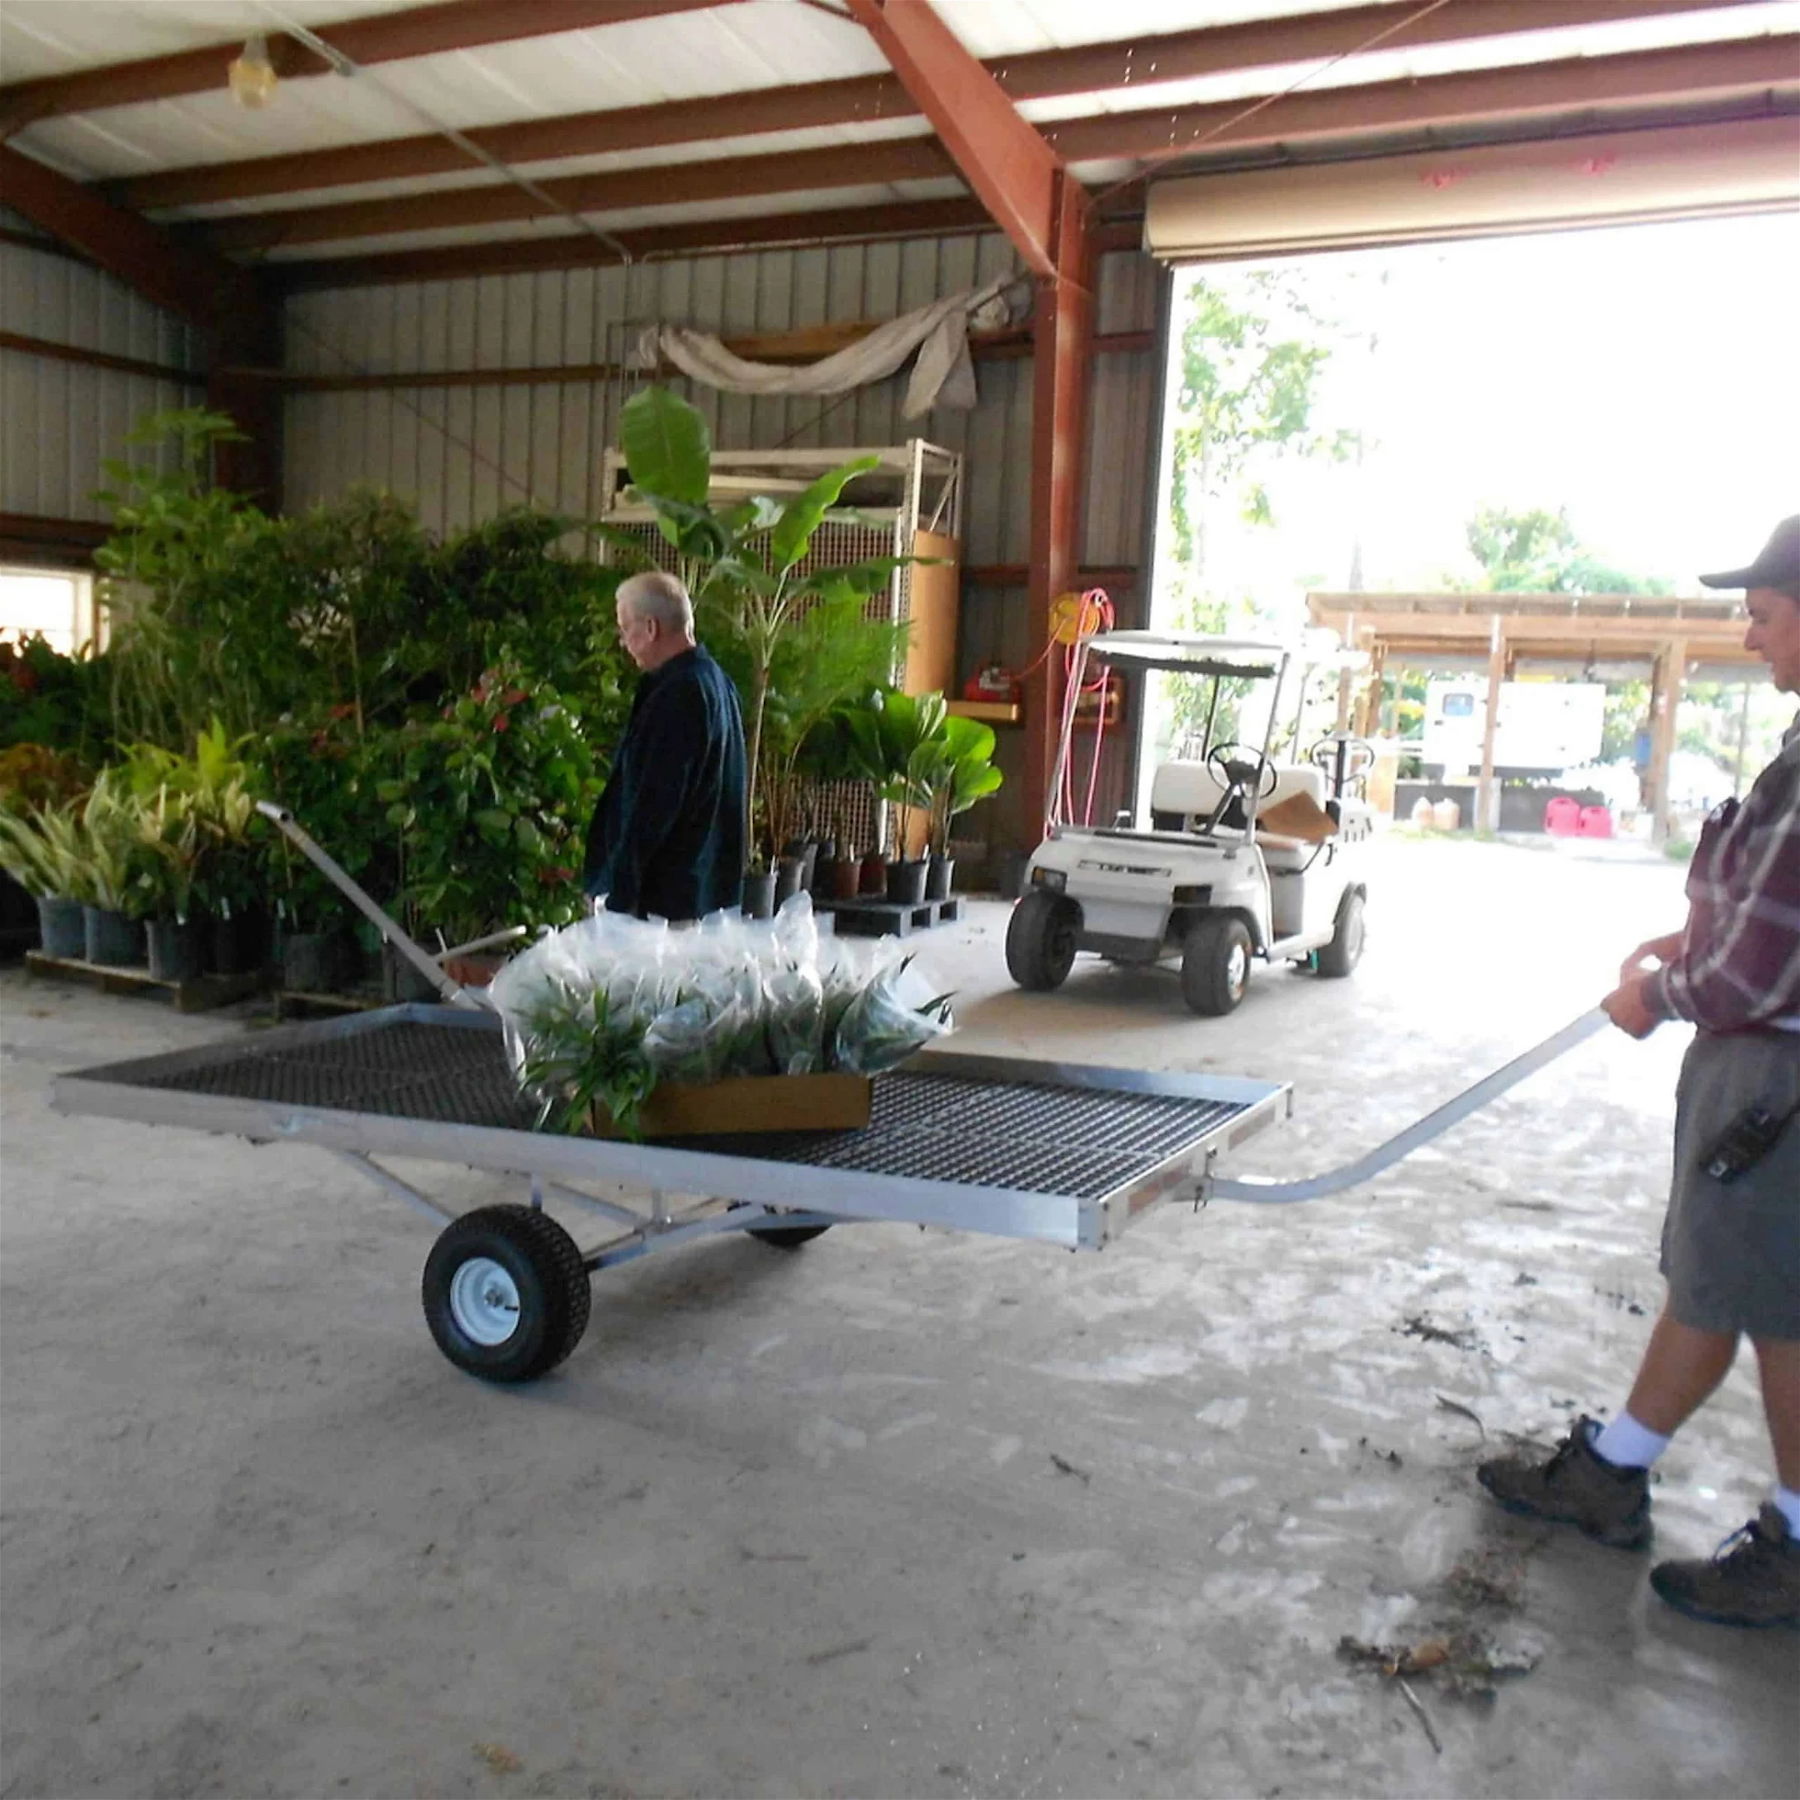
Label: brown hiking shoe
xmin=1476 ymin=1416 xmax=1653 ymax=1549
xmin=1650 ymin=1505 xmax=1800 ymax=1629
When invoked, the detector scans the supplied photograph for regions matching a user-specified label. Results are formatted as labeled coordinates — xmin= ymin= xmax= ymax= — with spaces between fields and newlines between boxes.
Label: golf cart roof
xmin=1081 ymin=631 xmax=1289 ymax=678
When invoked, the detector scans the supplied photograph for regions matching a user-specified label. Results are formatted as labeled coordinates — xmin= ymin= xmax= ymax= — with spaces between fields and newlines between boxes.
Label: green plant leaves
xmin=621 ymin=386 xmax=712 ymax=507
xmin=770 ymin=458 xmax=880 ymax=573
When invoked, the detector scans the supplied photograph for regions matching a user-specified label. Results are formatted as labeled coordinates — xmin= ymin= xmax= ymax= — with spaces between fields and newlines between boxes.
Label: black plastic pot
xmin=741 ymin=868 xmax=778 ymax=919
xmin=925 ymin=855 xmax=955 ymax=902
xmin=859 ymin=851 xmax=888 ymax=897
xmin=206 ymin=908 xmax=268 ymax=976
xmin=773 ymin=855 xmax=807 ymax=906
xmin=35 ymin=894 xmax=86 ymax=959
xmin=281 ymin=931 xmax=339 ymax=995
xmin=146 ymin=918 xmax=204 ymax=983
xmin=382 ymin=942 xmax=442 ymax=1004
xmin=886 ymin=858 xmax=929 ymax=905
xmin=84 ymin=906 xmax=143 ymax=967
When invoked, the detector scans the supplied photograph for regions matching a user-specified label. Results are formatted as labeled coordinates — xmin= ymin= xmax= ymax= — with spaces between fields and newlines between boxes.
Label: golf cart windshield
xmin=1082 ymin=631 xmax=1286 ymax=681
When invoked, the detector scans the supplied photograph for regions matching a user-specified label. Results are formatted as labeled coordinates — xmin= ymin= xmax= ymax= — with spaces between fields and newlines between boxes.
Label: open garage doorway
xmin=1131 ymin=211 xmax=1800 ymax=843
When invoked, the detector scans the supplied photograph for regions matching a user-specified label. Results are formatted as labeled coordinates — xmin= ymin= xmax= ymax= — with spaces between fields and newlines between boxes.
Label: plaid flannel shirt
xmin=1647 ymin=711 xmax=1800 ymax=1033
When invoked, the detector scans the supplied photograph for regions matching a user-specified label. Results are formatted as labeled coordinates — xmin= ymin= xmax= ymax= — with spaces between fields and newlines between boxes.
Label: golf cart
xmin=1005 ymin=631 xmax=1373 ymax=1015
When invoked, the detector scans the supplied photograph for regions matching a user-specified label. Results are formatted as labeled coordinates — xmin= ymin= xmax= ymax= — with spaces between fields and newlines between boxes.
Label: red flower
xmin=329 ymin=702 xmax=357 ymax=720
xmin=503 ymin=687 xmax=528 ymax=707
xmin=492 ymin=711 xmax=511 ymax=733
xmin=536 ymin=865 xmax=575 ymax=885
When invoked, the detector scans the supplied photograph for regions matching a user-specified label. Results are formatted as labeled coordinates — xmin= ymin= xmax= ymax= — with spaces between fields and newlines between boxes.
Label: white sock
xmin=1773 ymin=1486 xmax=1800 ymax=1537
xmin=1589 ymin=1410 xmax=1670 ymax=1470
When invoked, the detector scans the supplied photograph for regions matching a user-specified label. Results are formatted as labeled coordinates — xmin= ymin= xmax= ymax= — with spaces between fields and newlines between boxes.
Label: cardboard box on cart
xmin=587 ymin=1070 xmax=874 ymax=1139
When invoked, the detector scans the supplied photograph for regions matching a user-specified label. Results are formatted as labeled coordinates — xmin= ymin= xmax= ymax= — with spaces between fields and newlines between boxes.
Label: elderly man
xmin=583 ymin=569 xmax=746 ymax=921
xmin=1478 ymin=515 xmax=1800 ymax=1628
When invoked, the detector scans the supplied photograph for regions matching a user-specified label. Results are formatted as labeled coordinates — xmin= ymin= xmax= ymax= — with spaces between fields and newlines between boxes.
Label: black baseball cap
xmin=1699 ymin=515 xmax=1800 ymax=594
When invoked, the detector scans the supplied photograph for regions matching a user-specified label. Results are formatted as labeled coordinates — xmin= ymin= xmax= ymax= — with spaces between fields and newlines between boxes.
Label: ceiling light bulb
xmin=228 ymin=35 xmax=278 ymax=108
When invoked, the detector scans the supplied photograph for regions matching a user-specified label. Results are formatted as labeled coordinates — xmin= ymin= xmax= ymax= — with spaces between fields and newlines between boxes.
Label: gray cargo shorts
xmin=1662 ymin=1029 xmax=1800 ymax=1339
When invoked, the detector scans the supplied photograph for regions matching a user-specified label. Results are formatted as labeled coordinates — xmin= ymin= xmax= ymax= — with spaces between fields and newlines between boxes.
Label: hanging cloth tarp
xmin=636 ymin=277 xmax=1010 ymax=419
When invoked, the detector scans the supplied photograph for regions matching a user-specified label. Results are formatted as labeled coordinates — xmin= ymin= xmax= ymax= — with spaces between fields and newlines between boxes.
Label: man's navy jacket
xmin=582 ymin=644 xmax=746 ymax=921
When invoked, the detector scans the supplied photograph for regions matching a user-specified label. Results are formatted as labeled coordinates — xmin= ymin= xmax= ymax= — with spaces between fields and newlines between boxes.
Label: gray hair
xmin=617 ymin=569 xmax=694 ymax=633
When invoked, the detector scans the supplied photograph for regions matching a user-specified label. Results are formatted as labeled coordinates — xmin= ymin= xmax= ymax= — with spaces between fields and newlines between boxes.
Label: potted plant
xmin=76 ymin=774 xmax=153 ymax=965
xmin=923 ymin=713 xmax=1004 ymax=899
xmin=0 ymin=800 xmax=91 ymax=958
xmin=603 ymin=387 xmax=919 ymax=901
xmin=845 ymin=689 xmax=945 ymax=906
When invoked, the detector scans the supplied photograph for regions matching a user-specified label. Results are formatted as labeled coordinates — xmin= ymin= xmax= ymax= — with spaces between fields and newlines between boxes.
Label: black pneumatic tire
xmin=422 ymin=1204 xmax=591 ymax=1382
xmin=1006 ymin=890 xmax=1079 ymax=990
xmin=1181 ymin=914 xmax=1253 ymax=1016
xmin=1316 ymin=889 xmax=1366 ymax=978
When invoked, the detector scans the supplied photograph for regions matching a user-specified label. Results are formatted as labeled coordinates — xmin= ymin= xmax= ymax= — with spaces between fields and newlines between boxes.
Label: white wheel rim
xmin=1226 ymin=940 xmax=1249 ymax=998
xmin=449 ymin=1257 xmax=521 ymax=1346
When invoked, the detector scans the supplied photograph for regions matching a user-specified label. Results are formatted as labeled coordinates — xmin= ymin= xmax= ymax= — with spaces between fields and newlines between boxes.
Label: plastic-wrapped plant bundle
xmin=486 ymin=893 xmax=954 ymax=1134
xmin=491 ymin=909 xmax=675 ymax=1135
xmin=831 ymin=952 xmax=954 ymax=1073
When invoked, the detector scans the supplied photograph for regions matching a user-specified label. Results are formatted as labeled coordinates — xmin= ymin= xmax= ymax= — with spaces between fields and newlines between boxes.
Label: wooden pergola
xmin=1307 ymin=590 xmax=1760 ymax=840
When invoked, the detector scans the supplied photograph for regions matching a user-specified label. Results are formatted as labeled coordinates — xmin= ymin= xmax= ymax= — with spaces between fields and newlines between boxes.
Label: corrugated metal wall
xmin=282 ymin=233 xmax=1163 ymax=581
xmin=0 ymin=215 xmax=204 ymax=526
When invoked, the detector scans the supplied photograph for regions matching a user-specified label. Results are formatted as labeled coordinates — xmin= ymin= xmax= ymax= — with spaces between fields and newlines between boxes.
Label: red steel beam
xmin=0 ymin=143 xmax=239 ymax=326
xmin=170 ymin=33 xmax=1791 ymax=259
xmin=1047 ymin=33 xmax=1800 ymax=163
xmin=275 ymin=195 xmax=1002 ymax=290
xmin=1026 ymin=172 xmax=1095 ymax=835
xmin=0 ymin=0 xmax=743 ymax=134
xmin=846 ymin=0 xmax=1094 ymax=833
xmin=104 ymin=0 xmax=1768 ymax=209
xmin=0 ymin=144 xmax=282 ymax=498
xmin=189 ymin=136 xmax=956 ymax=254
xmin=845 ymin=0 xmax=1066 ymax=278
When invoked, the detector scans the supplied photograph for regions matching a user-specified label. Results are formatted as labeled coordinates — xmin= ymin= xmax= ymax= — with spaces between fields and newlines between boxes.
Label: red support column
xmin=1025 ymin=173 xmax=1093 ymax=836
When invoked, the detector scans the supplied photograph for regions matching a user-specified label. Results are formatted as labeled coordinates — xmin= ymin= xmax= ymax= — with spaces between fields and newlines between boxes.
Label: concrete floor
xmin=2 ymin=834 xmax=1795 ymax=1800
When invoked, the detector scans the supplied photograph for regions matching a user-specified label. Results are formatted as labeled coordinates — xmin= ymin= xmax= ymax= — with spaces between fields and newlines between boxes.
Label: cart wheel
xmin=1006 ymin=890 xmax=1078 ymax=990
xmin=1315 ymin=889 xmax=1366 ymax=978
xmin=729 ymin=1202 xmax=832 ymax=1250
xmin=422 ymin=1204 xmax=590 ymax=1382
xmin=1181 ymin=914 xmax=1252 ymax=1016
xmin=749 ymin=1221 xmax=832 ymax=1250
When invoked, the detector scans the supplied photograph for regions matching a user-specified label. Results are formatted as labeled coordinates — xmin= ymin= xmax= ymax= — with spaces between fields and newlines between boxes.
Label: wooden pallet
xmin=25 ymin=951 xmax=267 ymax=1014
xmin=817 ymin=895 xmax=962 ymax=938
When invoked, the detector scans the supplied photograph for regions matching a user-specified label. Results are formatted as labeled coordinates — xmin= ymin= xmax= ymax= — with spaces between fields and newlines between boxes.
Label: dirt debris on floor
xmin=3 ymin=836 xmax=1797 ymax=1800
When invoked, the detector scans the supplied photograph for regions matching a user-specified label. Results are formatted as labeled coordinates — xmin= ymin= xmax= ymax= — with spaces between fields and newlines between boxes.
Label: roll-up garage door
xmin=1144 ymin=116 xmax=1800 ymax=262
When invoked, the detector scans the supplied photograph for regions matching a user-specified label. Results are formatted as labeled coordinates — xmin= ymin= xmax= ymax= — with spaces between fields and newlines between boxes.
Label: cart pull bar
xmin=1205 ymin=1007 xmax=1610 ymax=1204
xmin=256 ymin=800 xmax=484 ymax=1010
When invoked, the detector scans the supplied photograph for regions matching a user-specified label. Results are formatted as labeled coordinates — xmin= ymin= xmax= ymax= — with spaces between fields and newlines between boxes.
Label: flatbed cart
xmin=48 ymin=1000 xmax=1609 ymax=1384
xmin=49 ymin=1010 xmax=1292 ymax=1380
xmin=46 ymin=800 xmax=1610 ymax=1384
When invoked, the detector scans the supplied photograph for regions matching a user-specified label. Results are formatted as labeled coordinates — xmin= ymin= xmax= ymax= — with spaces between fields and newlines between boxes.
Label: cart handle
xmin=1204 ymin=1007 xmax=1611 ymax=1203
xmin=256 ymin=800 xmax=486 ymax=1010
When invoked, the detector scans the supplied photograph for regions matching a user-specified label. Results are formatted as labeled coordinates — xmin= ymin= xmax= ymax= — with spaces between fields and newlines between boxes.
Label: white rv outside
xmin=1422 ymin=679 xmax=1606 ymax=776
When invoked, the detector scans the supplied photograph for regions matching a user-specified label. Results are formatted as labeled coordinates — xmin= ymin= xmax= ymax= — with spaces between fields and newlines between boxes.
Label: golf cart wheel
xmin=1006 ymin=890 xmax=1078 ymax=991
xmin=1316 ymin=889 xmax=1366 ymax=978
xmin=422 ymin=1204 xmax=590 ymax=1382
xmin=1181 ymin=915 xmax=1253 ymax=1016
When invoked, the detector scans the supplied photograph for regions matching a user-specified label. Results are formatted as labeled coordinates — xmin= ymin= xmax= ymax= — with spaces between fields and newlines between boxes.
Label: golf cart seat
xmin=1149 ymin=761 xmax=1331 ymax=867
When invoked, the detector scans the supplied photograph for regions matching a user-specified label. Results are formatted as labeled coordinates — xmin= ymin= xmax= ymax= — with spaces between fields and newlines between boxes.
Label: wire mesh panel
xmin=88 ymin=1018 xmax=1257 ymax=1205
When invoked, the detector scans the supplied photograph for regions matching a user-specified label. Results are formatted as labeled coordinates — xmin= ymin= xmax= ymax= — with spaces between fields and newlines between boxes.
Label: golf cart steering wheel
xmin=1308 ymin=735 xmax=1376 ymax=780
xmin=1206 ymin=743 xmax=1279 ymax=803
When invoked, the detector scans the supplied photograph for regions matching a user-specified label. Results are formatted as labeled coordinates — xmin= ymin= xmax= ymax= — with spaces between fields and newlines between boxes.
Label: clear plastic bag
xmin=830 ymin=951 xmax=955 ymax=1073
xmin=487 ymin=891 xmax=953 ymax=1129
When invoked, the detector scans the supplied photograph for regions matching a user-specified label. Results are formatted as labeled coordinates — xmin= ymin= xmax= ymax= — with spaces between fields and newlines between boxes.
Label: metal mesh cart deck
xmin=53 ymin=1006 xmax=1290 ymax=1381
